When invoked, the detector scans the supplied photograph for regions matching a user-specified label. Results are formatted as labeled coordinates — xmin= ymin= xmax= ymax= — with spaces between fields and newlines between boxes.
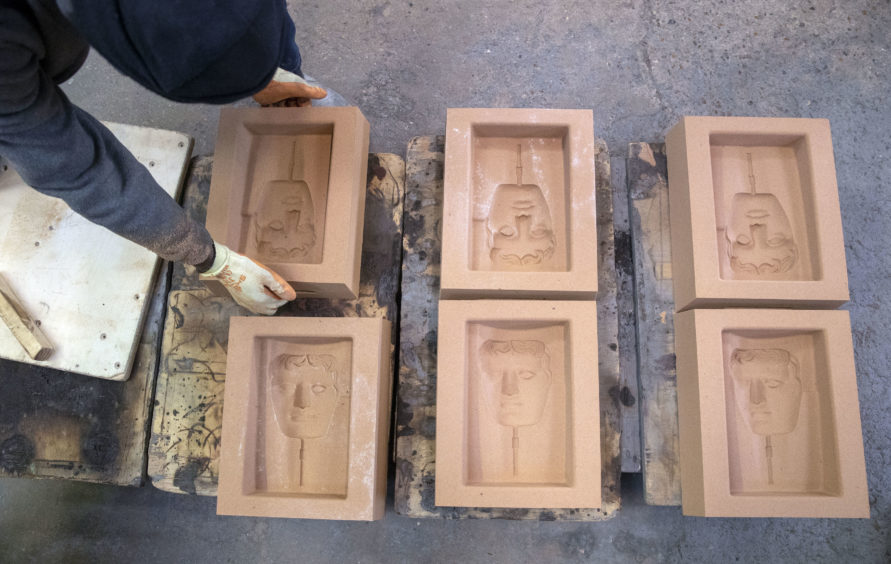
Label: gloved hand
xmin=201 ymin=242 xmax=297 ymax=315
xmin=252 ymin=68 xmax=328 ymax=107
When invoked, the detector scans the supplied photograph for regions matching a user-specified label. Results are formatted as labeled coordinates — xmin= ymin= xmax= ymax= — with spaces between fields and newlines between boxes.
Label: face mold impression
xmin=470 ymin=329 xmax=565 ymax=486
xmin=261 ymin=342 xmax=351 ymax=495
xmin=269 ymin=352 xmax=342 ymax=441
xmin=485 ymin=145 xmax=557 ymax=270
xmin=729 ymin=348 xmax=802 ymax=437
xmin=674 ymin=308 xmax=869 ymax=518
xmin=665 ymin=116 xmax=849 ymax=310
xmin=440 ymin=108 xmax=598 ymax=300
xmin=724 ymin=153 xmax=799 ymax=279
xmin=250 ymin=138 xmax=319 ymax=264
xmin=205 ymin=107 xmax=369 ymax=299
xmin=728 ymin=347 xmax=802 ymax=487
xmin=435 ymin=300 xmax=601 ymax=509
xmin=217 ymin=316 xmax=391 ymax=520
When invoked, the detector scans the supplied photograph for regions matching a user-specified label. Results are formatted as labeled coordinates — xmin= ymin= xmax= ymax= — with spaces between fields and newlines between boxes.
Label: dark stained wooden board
xmin=627 ymin=142 xmax=681 ymax=506
xmin=611 ymin=155 xmax=642 ymax=473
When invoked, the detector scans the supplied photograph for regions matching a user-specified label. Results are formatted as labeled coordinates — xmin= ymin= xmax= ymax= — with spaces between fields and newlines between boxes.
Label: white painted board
xmin=0 ymin=122 xmax=192 ymax=381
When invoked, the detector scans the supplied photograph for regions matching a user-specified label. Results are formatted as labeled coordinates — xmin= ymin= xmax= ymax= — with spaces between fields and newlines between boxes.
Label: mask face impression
xmin=479 ymin=340 xmax=551 ymax=428
xmin=725 ymin=192 xmax=798 ymax=278
xmin=269 ymin=353 xmax=339 ymax=439
xmin=730 ymin=348 xmax=802 ymax=436
xmin=254 ymin=179 xmax=317 ymax=263
xmin=486 ymin=182 xmax=556 ymax=269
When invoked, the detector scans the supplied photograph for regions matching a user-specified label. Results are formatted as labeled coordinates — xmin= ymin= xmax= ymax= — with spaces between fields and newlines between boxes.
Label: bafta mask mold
xmin=439 ymin=108 xmax=598 ymax=300
xmin=205 ymin=107 xmax=370 ymax=299
xmin=665 ymin=116 xmax=850 ymax=310
xmin=435 ymin=300 xmax=601 ymax=509
xmin=729 ymin=347 xmax=803 ymax=487
xmin=262 ymin=343 xmax=351 ymax=493
xmin=674 ymin=308 xmax=869 ymax=518
xmin=478 ymin=338 xmax=552 ymax=478
xmin=218 ymin=316 xmax=392 ymax=520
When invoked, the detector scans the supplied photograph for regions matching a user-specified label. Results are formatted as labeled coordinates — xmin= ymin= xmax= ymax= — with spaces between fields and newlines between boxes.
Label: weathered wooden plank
xmin=393 ymin=136 xmax=443 ymax=517
xmin=611 ymin=155 xmax=641 ymax=474
xmin=394 ymin=135 xmax=622 ymax=520
xmin=627 ymin=142 xmax=681 ymax=505
xmin=0 ymin=258 xmax=172 ymax=486
xmin=148 ymin=153 xmax=405 ymax=495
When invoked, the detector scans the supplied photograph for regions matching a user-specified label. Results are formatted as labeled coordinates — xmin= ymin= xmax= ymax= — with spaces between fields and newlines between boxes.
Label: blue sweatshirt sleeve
xmin=0 ymin=5 xmax=214 ymax=267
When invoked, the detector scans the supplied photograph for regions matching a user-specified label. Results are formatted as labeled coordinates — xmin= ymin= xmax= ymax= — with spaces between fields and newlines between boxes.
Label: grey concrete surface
xmin=2 ymin=0 xmax=890 ymax=561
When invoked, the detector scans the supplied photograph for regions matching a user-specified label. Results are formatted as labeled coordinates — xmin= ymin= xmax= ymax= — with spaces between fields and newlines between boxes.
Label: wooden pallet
xmin=393 ymin=135 xmax=623 ymax=520
xmin=148 ymin=154 xmax=405 ymax=495
xmin=626 ymin=142 xmax=681 ymax=505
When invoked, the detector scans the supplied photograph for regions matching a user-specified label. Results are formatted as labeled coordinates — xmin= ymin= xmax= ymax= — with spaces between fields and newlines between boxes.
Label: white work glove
xmin=201 ymin=242 xmax=297 ymax=315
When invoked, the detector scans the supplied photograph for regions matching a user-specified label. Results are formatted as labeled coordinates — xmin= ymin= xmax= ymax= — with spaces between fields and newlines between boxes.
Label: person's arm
xmin=0 ymin=7 xmax=213 ymax=265
xmin=0 ymin=7 xmax=294 ymax=313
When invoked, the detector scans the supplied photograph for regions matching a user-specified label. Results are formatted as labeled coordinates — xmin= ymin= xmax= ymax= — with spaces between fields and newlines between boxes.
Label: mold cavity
xmin=469 ymin=124 xmax=571 ymax=273
xmin=710 ymin=134 xmax=822 ymax=282
xmin=463 ymin=320 xmax=572 ymax=487
xmin=245 ymin=336 xmax=353 ymax=499
xmin=722 ymin=329 xmax=840 ymax=497
xmin=233 ymin=123 xmax=334 ymax=266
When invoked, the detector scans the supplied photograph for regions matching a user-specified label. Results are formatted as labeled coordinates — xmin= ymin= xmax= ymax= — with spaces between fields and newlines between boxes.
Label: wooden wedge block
xmin=0 ymin=273 xmax=53 ymax=361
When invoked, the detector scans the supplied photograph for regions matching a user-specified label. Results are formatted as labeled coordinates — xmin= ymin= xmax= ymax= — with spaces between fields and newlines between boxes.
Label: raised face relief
xmin=254 ymin=179 xmax=317 ymax=263
xmin=487 ymin=184 xmax=556 ymax=268
xmin=479 ymin=340 xmax=551 ymax=427
xmin=724 ymin=153 xmax=798 ymax=277
xmin=725 ymin=192 xmax=798 ymax=276
xmin=269 ymin=353 xmax=338 ymax=439
xmin=730 ymin=348 xmax=802 ymax=436
xmin=485 ymin=145 xmax=556 ymax=269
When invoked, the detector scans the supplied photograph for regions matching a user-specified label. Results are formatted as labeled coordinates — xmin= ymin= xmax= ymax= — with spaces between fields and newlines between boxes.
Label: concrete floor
xmin=2 ymin=0 xmax=889 ymax=561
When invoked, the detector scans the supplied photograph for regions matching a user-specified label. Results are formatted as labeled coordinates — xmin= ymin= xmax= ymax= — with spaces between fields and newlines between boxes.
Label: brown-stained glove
xmin=202 ymin=242 xmax=297 ymax=315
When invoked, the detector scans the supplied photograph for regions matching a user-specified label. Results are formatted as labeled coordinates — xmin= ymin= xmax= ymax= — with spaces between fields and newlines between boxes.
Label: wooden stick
xmin=0 ymin=273 xmax=54 ymax=361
